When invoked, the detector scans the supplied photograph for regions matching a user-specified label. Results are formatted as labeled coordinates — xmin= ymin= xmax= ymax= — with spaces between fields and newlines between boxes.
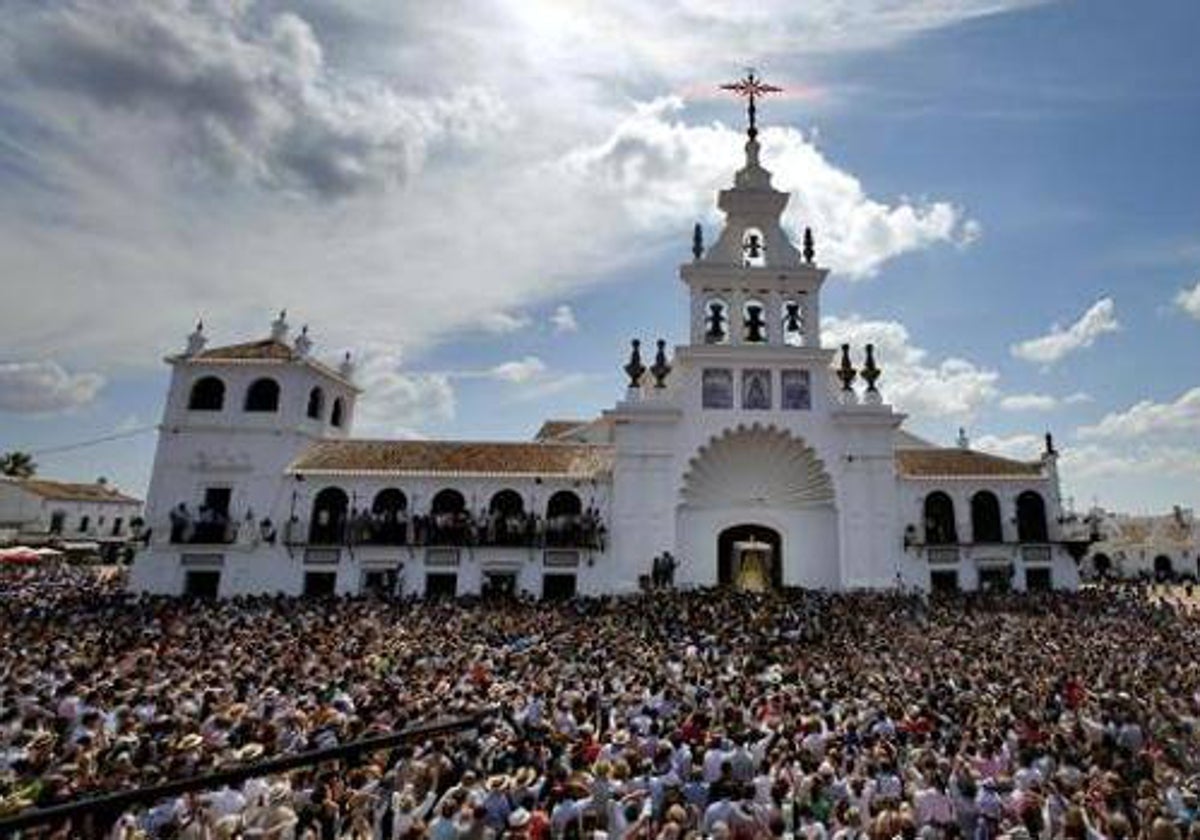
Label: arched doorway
xmin=1016 ymin=491 xmax=1049 ymax=543
xmin=678 ymin=424 xmax=838 ymax=589
xmin=718 ymin=525 xmax=782 ymax=590
xmin=1092 ymin=552 xmax=1112 ymax=578
xmin=309 ymin=487 xmax=349 ymax=545
xmin=1154 ymin=554 xmax=1174 ymax=580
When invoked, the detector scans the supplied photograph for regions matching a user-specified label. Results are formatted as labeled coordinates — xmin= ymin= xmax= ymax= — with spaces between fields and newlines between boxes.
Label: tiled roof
xmin=9 ymin=478 xmax=142 ymax=504
xmin=195 ymin=339 xmax=297 ymax=361
xmin=290 ymin=439 xmax=615 ymax=477
xmin=184 ymin=338 xmax=360 ymax=390
xmin=533 ymin=420 xmax=588 ymax=441
xmin=895 ymin=448 xmax=1043 ymax=478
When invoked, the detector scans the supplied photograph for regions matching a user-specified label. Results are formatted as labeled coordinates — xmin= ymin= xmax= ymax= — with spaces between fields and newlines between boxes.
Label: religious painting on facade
xmin=742 ymin=369 xmax=772 ymax=410
xmin=702 ymin=368 xmax=733 ymax=409
xmin=781 ymin=369 xmax=812 ymax=410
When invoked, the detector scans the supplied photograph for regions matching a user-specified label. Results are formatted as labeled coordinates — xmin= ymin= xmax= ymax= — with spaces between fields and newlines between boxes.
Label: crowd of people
xmin=3 ymin=565 xmax=1200 ymax=840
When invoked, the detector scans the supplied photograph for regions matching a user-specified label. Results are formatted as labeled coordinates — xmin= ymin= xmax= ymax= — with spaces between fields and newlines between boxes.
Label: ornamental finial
xmin=650 ymin=339 xmax=672 ymax=388
xmin=692 ymin=223 xmax=704 ymax=261
xmin=720 ymin=69 xmax=782 ymax=140
xmin=837 ymin=343 xmax=857 ymax=393
xmin=623 ymin=339 xmax=646 ymax=388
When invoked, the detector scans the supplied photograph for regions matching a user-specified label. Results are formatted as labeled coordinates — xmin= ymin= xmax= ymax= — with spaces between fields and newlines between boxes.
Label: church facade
xmin=130 ymin=117 xmax=1079 ymax=599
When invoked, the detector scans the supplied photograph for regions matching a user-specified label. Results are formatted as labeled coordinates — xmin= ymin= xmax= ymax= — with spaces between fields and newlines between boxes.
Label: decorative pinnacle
xmin=861 ymin=343 xmax=881 ymax=393
xmin=720 ymin=69 xmax=782 ymax=140
xmin=803 ymin=227 xmax=815 ymax=264
xmin=650 ymin=339 xmax=672 ymax=388
xmin=836 ymin=343 xmax=857 ymax=392
xmin=692 ymin=222 xmax=704 ymax=261
xmin=623 ymin=339 xmax=646 ymax=389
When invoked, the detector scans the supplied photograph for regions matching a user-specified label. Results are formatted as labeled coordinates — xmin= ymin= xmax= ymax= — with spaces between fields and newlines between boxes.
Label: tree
xmin=0 ymin=451 xmax=37 ymax=478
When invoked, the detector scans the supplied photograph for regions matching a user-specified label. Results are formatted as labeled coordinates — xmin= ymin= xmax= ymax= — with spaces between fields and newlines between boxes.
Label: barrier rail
xmin=0 ymin=709 xmax=494 ymax=836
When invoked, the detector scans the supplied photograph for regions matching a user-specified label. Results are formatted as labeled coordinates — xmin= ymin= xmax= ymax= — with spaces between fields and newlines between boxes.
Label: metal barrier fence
xmin=0 ymin=710 xmax=492 ymax=836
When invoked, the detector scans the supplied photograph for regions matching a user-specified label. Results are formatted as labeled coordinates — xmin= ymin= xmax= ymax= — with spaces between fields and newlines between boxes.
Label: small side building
xmin=0 ymin=476 xmax=143 ymax=560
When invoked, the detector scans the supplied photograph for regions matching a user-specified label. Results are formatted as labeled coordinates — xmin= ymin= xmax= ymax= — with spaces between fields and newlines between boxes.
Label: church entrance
xmin=718 ymin=525 xmax=782 ymax=590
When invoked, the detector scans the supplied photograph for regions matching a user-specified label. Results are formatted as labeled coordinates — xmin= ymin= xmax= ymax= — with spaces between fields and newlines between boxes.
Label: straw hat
xmin=235 ymin=742 xmax=265 ymax=761
xmin=509 ymin=808 xmax=532 ymax=828
xmin=486 ymin=774 xmax=511 ymax=793
xmin=513 ymin=767 xmax=538 ymax=789
xmin=175 ymin=733 xmax=204 ymax=752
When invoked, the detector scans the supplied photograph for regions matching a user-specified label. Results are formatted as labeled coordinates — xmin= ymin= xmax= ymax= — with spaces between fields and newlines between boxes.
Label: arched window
xmin=371 ymin=488 xmax=408 ymax=545
xmin=330 ymin=398 xmax=345 ymax=428
xmin=741 ymin=227 xmax=766 ymax=267
xmin=188 ymin=376 xmax=225 ymax=411
xmin=1092 ymin=553 xmax=1112 ymax=578
xmin=306 ymin=387 xmax=325 ymax=420
xmin=1154 ymin=555 xmax=1174 ymax=580
xmin=1016 ymin=491 xmax=1048 ymax=543
xmin=546 ymin=490 xmax=582 ymax=519
xmin=489 ymin=489 xmax=525 ymax=517
xmin=743 ymin=298 xmax=768 ymax=343
xmin=244 ymin=378 xmax=280 ymax=412
xmin=923 ymin=492 xmax=958 ymax=546
xmin=970 ymin=491 xmax=1003 ymax=544
xmin=308 ymin=487 xmax=349 ymax=545
xmin=430 ymin=488 xmax=466 ymax=516
xmin=703 ymin=298 xmax=730 ymax=344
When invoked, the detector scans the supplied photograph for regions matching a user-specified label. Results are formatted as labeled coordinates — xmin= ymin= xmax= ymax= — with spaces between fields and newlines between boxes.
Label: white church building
xmin=130 ymin=106 xmax=1080 ymax=599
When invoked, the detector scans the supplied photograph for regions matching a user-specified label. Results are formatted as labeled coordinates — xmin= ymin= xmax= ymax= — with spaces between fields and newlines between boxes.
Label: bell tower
xmin=682 ymin=72 xmax=825 ymax=350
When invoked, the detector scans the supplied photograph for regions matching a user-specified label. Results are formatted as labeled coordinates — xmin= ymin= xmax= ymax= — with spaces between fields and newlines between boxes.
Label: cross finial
xmin=720 ymin=69 xmax=782 ymax=140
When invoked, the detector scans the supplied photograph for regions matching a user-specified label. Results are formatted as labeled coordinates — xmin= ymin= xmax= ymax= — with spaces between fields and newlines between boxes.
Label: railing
xmin=169 ymin=519 xmax=237 ymax=545
xmin=0 ymin=710 xmax=494 ymax=836
xmin=926 ymin=546 xmax=961 ymax=564
xmin=1021 ymin=544 xmax=1052 ymax=564
xmin=287 ymin=517 xmax=606 ymax=551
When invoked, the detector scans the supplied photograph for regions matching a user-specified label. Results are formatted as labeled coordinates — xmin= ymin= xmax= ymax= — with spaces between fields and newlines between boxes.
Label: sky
xmin=1 ymin=0 xmax=1198 ymax=514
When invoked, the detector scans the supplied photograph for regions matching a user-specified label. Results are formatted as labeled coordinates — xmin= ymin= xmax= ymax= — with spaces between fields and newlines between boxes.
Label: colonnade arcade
xmin=299 ymin=485 xmax=602 ymax=550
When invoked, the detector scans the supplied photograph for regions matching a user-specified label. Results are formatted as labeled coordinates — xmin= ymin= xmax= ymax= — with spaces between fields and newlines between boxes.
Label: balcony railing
xmin=1020 ymin=544 xmax=1052 ymax=564
xmin=169 ymin=518 xmax=237 ymax=545
xmin=288 ymin=514 xmax=606 ymax=551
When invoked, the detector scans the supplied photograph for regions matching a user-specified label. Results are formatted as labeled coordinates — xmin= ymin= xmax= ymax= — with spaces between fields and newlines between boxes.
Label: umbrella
xmin=0 ymin=546 xmax=41 ymax=564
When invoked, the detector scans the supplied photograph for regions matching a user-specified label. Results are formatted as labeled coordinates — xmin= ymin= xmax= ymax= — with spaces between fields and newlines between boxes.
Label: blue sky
xmin=1 ymin=0 xmax=1198 ymax=513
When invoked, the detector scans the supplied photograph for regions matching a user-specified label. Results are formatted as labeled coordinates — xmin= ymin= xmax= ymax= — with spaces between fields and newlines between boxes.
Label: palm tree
xmin=0 ymin=451 xmax=37 ymax=478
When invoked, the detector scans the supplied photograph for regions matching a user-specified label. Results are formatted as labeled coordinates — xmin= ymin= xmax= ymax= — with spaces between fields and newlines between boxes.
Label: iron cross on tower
xmin=720 ymin=69 xmax=782 ymax=140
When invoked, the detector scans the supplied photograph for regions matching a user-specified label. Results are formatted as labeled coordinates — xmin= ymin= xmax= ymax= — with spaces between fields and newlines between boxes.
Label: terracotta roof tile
xmin=533 ymin=420 xmax=588 ymax=441
xmin=290 ymin=439 xmax=614 ymax=477
xmin=10 ymin=478 xmax=142 ymax=504
xmin=195 ymin=338 xmax=297 ymax=361
xmin=185 ymin=338 xmax=359 ymax=390
xmin=895 ymin=448 xmax=1043 ymax=478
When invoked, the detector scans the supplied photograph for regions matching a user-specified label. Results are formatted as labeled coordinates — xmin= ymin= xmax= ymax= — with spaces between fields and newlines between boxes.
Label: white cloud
xmin=822 ymin=315 xmax=999 ymax=418
xmin=550 ymin=305 xmax=579 ymax=334
xmin=0 ymin=0 xmax=1028 ymax=369
xmin=478 ymin=311 xmax=532 ymax=335
xmin=491 ymin=356 xmax=548 ymax=384
xmin=999 ymin=393 xmax=1057 ymax=412
xmin=1010 ymin=297 xmax=1120 ymax=365
xmin=1078 ymin=387 xmax=1200 ymax=440
xmin=5 ymin=2 xmax=512 ymax=199
xmin=353 ymin=347 xmax=455 ymax=437
xmin=1176 ymin=280 xmax=1200 ymax=320
xmin=565 ymin=98 xmax=977 ymax=279
xmin=973 ymin=433 xmax=1043 ymax=461
xmin=998 ymin=391 xmax=1091 ymax=412
xmin=0 ymin=360 xmax=104 ymax=413
xmin=1061 ymin=442 xmax=1200 ymax=480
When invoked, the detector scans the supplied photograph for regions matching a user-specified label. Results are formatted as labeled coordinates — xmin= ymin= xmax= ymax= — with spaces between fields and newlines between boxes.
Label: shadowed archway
xmin=718 ymin=524 xmax=782 ymax=589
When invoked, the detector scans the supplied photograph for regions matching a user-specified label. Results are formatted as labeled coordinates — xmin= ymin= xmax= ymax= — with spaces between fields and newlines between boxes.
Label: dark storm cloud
xmin=3 ymin=1 xmax=508 ymax=199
